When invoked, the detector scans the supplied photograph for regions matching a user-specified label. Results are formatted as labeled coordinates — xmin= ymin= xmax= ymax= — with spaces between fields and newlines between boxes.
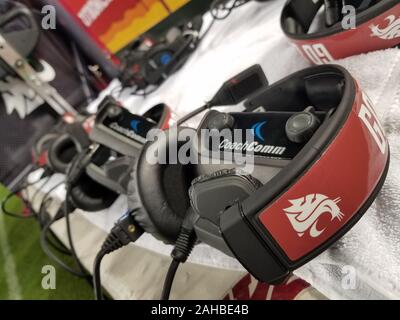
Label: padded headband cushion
xmin=282 ymin=0 xmax=323 ymax=34
xmin=69 ymin=172 xmax=119 ymax=212
xmin=282 ymin=0 xmax=381 ymax=35
xmin=128 ymin=128 xmax=197 ymax=243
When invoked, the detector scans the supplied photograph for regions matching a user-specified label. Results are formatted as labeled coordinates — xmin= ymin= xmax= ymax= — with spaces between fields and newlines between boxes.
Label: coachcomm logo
xmin=284 ymin=194 xmax=344 ymax=238
xmin=130 ymin=120 xmax=141 ymax=133
xmin=110 ymin=121 xmax=146 ymax=143
xmin=218 ymin=121 xmax=286 ymax=156
xmin=251 ymin=121 xmax=267 ymax=142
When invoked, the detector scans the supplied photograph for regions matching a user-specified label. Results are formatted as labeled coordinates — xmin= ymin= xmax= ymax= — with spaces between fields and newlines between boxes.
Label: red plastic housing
xmin=258 ymin=82 xmax=389 ymax=262
xmin=288 ymin=3 xmax=400 ymax=64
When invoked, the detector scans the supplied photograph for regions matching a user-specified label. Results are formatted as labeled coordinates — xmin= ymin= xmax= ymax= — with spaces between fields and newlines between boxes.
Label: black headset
xmin=126 ymin=64 xmax=323 ymax=245
xmin=119 ymin=16 xmax=203 ymax=91
xmin=127 ymin=107 xmax=323 ymax=245
xmin=45 ymin=122 xmax=119 ymax=212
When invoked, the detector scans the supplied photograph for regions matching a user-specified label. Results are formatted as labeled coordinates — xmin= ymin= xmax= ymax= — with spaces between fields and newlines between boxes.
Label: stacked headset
xmin=118 ymin=16 xmax=204 ymax=93
xmin=281 ymin=0 xmax=400 ymax=63
xmin=2 ymin=0 xmax=396 ymax=301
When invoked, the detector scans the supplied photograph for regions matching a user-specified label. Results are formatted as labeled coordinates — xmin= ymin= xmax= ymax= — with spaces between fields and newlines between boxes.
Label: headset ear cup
xmin=48 ymin=134 xmax=82 ymax=174
xmin=128 ymin=127 xmax=197 ymax=243
xmin=69 ymin=173 xmax=119 ymax=212
xmin=127 ymin=172 xmax=159 ymax=237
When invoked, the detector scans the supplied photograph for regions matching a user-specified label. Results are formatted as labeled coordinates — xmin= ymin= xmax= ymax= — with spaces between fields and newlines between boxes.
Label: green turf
xmin=0 ymin=184 xmax=94 ymax=300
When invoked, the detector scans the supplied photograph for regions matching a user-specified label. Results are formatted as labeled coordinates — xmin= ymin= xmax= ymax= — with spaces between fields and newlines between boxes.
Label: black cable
xmin=93 ymin=211 xmax=144 ymax=300
xmin=38 ymin=149 xmax=92 ymax=278
xmin=176 ymin=103 xmax=211 ymax=126
xmin=36 ymin=181 xmax=64 ymax=226
xmin=63 ymin=190 xmax=88 ymax=277
xmin=198 ymin=18 xmax=216 ymax=43
xmin=160 ymin=209 xmax=197 ymax=300
xmin=129 ymin=85 xmax=161 ymax=97
xmin=210 ymin=0 xmax=250 ymax=20
xmin=71 ymin=41 xmax=94 ymax=104
xmin=93 ymin=250 xmax=107 ymax=300
xmin=161 ymin=259 xmax=180 ymax=300
xmin=39 ymin=198 xmax=71 ymax=256
xmin=1 ymin=175 xmax=51 ymax=219
xmin=40 ymin=211 xmax=88 ymax=277
xmin=110 ymin=81 xmax=160 ymax=100
xmin=60 ymin=147 xmax=102 ymax=279
xmin=1 ymin=193 xmax=34 ymax=219
xmin=29 ymin=176 xmax=52 ymax=211
xmin=1 ymin=170 xmax=71 ymax=255
xmin=36 ymin=182 xmax=72 ymax=256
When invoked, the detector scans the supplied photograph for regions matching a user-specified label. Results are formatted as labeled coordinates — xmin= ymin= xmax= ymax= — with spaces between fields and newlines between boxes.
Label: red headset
xmin=189 ymin=64 xmax=390 ymax=283
xmin=281 ymin=0 xmax=400 ymax=64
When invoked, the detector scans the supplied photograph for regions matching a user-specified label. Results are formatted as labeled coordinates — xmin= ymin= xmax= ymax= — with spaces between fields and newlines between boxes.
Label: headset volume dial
xmin=286 ymin=106 xmax=321 ymax=143
xmin=107 ymin=105 xmax=123 ymax=121
xmin=206 ymin=111 xmax=235 ymax=131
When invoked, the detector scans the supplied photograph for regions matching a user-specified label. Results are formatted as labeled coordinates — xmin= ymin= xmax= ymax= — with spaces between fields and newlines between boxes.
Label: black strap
xmin=282 ymin=0 xmax=323 ymax=34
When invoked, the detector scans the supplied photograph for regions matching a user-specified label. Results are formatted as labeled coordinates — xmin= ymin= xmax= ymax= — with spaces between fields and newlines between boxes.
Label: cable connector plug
xmin=66 ymin=144 xmax=99 ymax=187
xmin=171 ymin=208 xmax=197 ymax=263
xmin=93 ymin=210 xmax=143 ymax=300
xmin=100 ymin=210 xmax=144 ymax=255
xmin=161 ymin=209 xmax=198 ymax=300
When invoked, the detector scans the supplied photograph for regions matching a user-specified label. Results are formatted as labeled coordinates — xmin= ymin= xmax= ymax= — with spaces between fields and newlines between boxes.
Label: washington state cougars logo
xmin=370 ymin=15 xmax=400 ymax=40
xmin=284 ymin=194 xmax=344 ymax=238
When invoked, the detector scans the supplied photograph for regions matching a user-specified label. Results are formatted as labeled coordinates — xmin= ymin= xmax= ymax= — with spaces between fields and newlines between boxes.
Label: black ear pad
xmin=32 ymin=133 xmax=59 ymax=163
xmin=142 ymin=103 xmax=171 ymax=129
xmin=69 ymin=172 xmax=119 ymax=212
xmin=128 ymin=128 xmax=197 ymax=244
xmin=47 ymin=134 xmax=83 ymax=174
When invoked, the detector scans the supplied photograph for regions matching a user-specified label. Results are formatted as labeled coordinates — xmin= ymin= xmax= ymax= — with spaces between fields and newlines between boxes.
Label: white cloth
xmin=295 ymin=49 xmax=400 ymax=300
xmin=56 ymin=0 xmax=400 ymax=299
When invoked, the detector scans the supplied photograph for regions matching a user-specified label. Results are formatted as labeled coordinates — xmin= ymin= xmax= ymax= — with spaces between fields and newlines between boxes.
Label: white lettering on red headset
xmin=358 ymin=93 xmax=386 ymax=154
xmin=284 ymin=194 xmax=344 ymax=238
xmin=370 ymin=15 xmax=400 ymax=40
xmin=301 ymin=44 xmax=334 ymax=64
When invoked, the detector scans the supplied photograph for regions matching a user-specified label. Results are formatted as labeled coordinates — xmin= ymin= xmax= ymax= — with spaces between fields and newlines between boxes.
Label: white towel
xmin=295 ymin=49 xmax=400 ymax=300
xmin=80 ymin=0 xmax=400 ymax=299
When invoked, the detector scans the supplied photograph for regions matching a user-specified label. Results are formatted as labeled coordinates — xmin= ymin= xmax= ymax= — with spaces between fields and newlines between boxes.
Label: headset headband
xmin=281 ymin=0 xmax=400 ymax=64
xmin=215 ymin=65 xmax=389 ymax=283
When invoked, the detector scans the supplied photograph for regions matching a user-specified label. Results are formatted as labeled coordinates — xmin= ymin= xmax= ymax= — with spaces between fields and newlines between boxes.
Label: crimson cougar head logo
xmin=284 ymin=194 xmax=344 ymax=238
